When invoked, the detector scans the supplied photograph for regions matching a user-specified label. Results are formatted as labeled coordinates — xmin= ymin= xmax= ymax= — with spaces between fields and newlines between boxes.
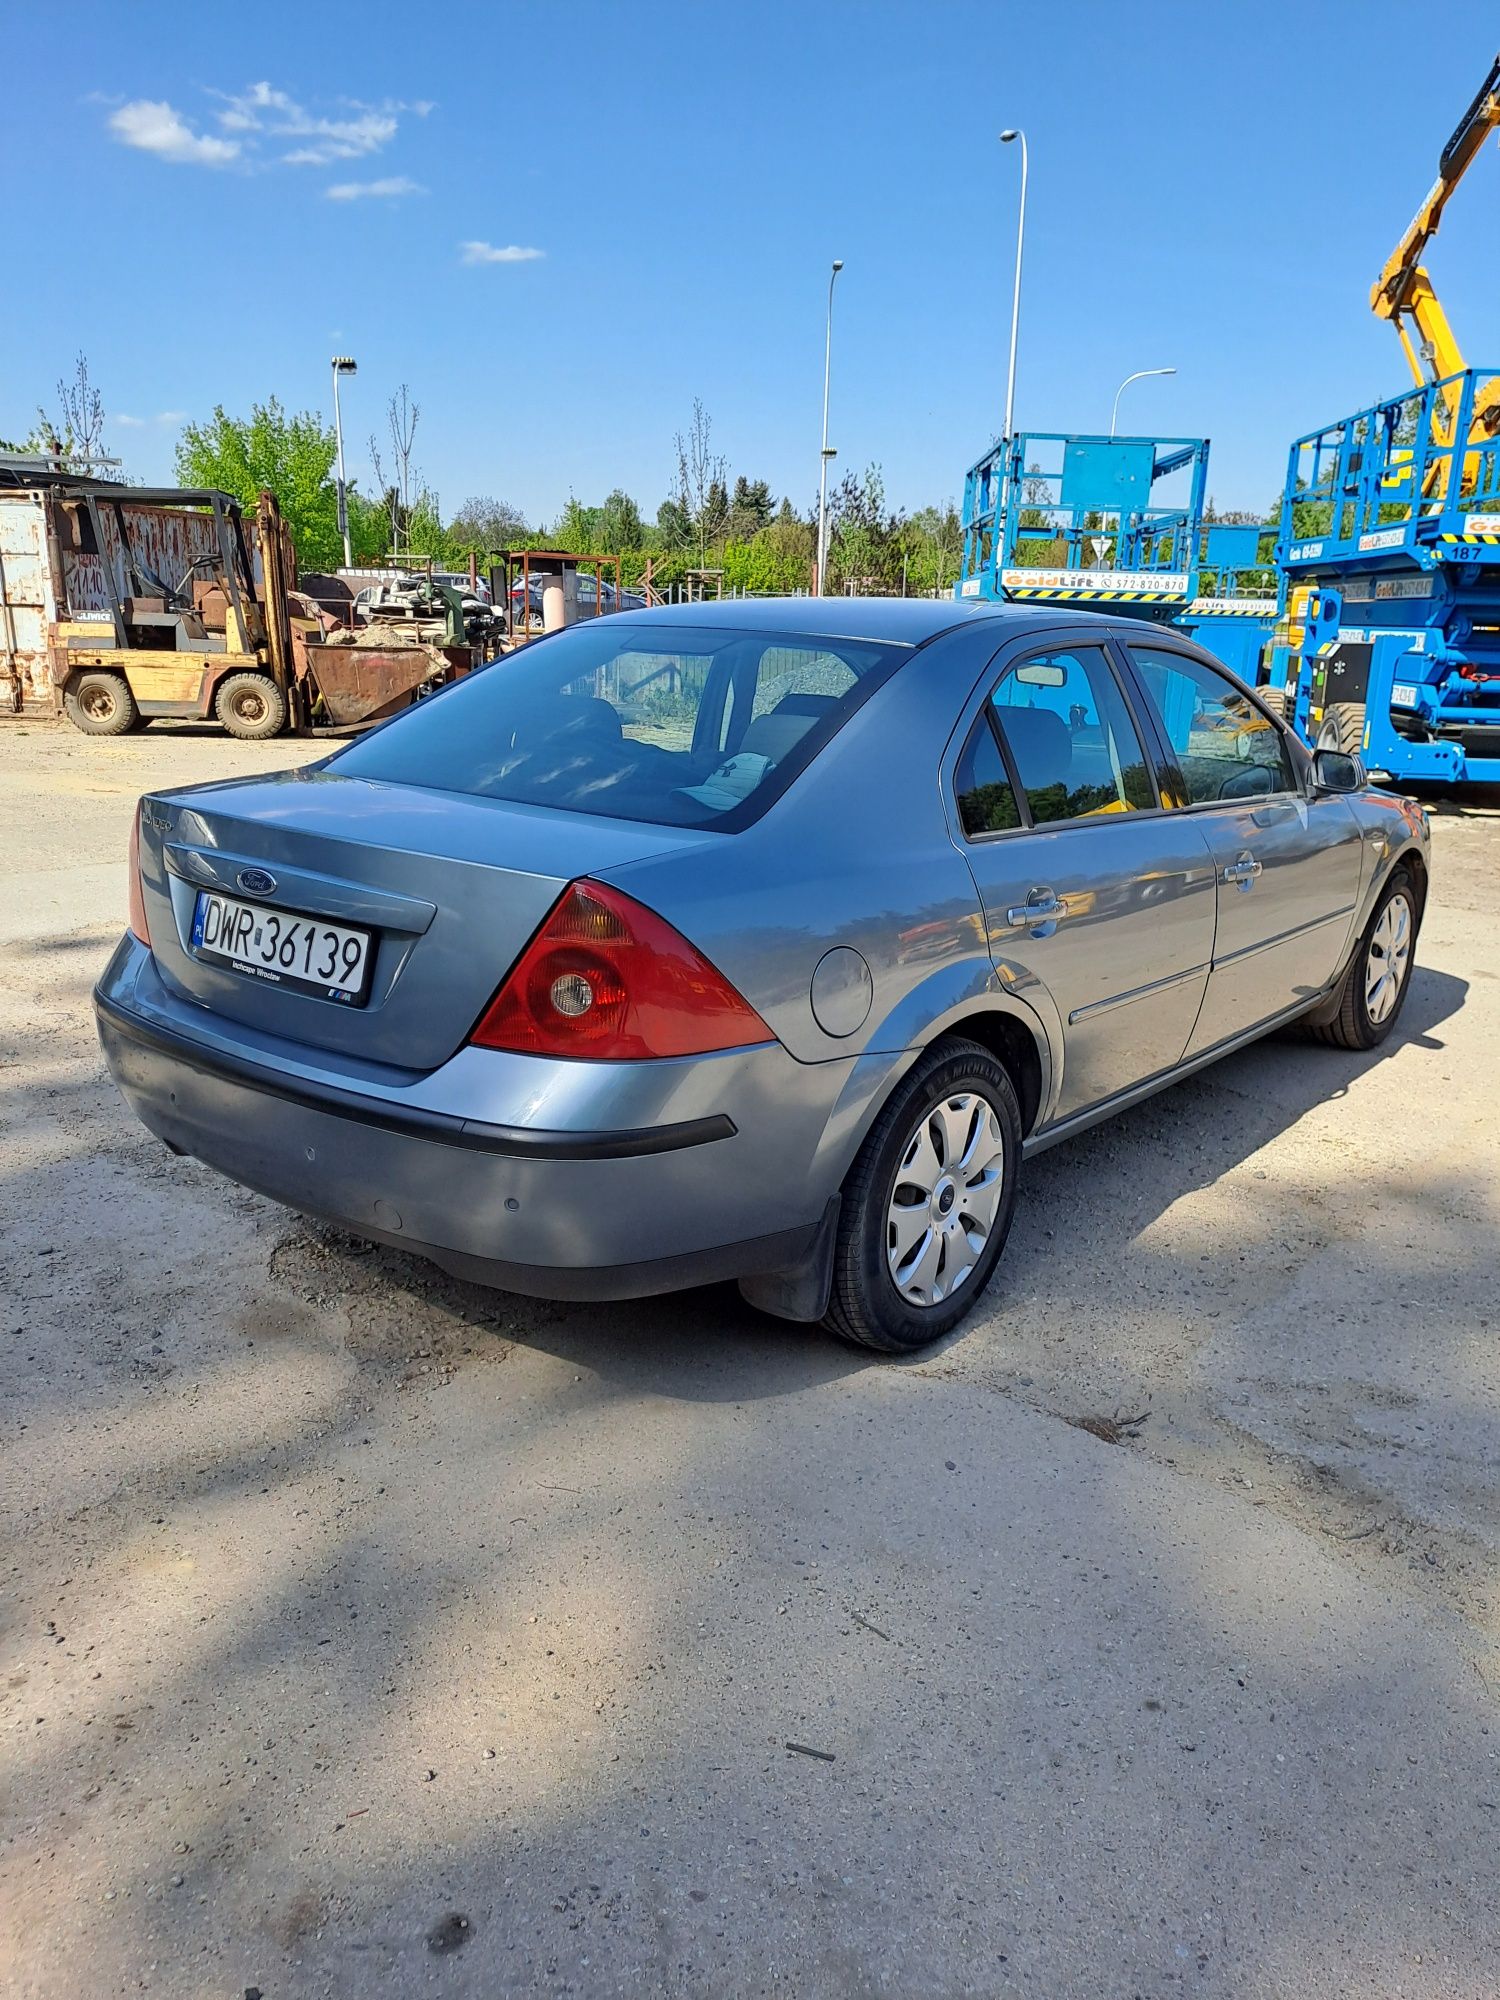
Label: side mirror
xmin=1312 ymin=747 xmax=1362 ymax=793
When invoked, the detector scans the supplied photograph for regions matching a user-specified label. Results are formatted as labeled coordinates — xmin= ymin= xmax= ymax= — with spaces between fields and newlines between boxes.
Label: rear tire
xmin=215 ymin=672 xmax=286 ymax=741
xmin=823 ymin=1037 xmax=1022 ymax=1354
xmin=1258 ymin=685 xmax=1290 ymax=721
xmin=64 ymin=671 xmax=138 ymax=737
xmin=1307 ymin=866 xmax=1418 ymax=1051
xmin=1317 ymin=701 xmax=1365 ymax=756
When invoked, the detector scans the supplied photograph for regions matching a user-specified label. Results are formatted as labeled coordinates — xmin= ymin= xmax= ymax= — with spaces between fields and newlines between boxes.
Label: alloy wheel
xmin=886 ymin=1090 xmax=1006 ymax=1308
xmin=1365 ymin=892 xmax=1413 ymax=1025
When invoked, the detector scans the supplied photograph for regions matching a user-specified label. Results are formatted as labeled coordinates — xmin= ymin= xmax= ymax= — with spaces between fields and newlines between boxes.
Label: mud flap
xmin=736 ymin=1196 xmax=841 ymax=1324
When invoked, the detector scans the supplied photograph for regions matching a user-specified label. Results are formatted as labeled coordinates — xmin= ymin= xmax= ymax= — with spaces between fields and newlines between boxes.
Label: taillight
xmin=470 ymin=880 xmax=773 ymax=1061
xmin=128 ymin=804 xmax=151 ymax=947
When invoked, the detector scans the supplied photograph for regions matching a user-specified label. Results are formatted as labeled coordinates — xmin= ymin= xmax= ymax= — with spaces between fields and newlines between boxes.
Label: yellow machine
xmin=10 ymin=478 xmax=473 ymax=739
xmin=1370 ymin=52 xmax=1500 ymax=456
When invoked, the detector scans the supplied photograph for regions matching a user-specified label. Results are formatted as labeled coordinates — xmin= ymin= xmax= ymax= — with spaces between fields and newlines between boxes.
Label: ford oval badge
xmin=236 ymin=867 xmax=277 ymax=897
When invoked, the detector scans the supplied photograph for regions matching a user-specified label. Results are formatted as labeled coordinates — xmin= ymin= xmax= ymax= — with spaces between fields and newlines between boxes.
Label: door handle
xmin=1007 ymin=888 xmax=1067 ymax=927
xmin=1221 ymin=854 xmax=1263 ymax=888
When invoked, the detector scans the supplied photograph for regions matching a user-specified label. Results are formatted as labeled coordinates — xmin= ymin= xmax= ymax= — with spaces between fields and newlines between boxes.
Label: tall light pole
xmin=999 ymin=129 xmax=1028 ymax=451
xmin=1110 ymin=366 xmax=1176 ymax=436
xmin=815 ymin=258 xmax=844 ymax=597
xmin=331 ymin=356 xmax=357 ymax=568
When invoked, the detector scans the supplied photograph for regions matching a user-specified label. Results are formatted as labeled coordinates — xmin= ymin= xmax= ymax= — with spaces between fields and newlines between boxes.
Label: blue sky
xmin=5 ymin=0 xmax=1499 ymax=528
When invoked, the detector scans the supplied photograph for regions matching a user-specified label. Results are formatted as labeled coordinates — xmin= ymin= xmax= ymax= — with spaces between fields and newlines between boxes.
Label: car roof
xmin=603 ymin=594 xmax=1070 ymax=645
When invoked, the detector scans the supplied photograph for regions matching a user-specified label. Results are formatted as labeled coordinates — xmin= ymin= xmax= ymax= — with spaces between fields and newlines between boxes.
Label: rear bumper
xmin=94 ymin=936 xmax=859 ymax=1301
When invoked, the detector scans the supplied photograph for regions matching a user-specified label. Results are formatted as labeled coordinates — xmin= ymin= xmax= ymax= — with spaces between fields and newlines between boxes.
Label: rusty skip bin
xmin=293 ymin=633 xmax=469 ymax=726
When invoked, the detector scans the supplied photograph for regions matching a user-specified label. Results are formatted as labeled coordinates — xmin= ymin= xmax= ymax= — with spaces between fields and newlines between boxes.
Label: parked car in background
xmin=96 ymin=600 xmax=1428 ymax=1352
xmin=508 ymin=573 xmax=646 ymax=619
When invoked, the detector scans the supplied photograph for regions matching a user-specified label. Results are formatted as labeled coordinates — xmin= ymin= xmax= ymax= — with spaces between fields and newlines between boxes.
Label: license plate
xmin=1391 ymin=683 xmax=1420 ymax=709
xmin=191 ymin=890 xmax=372 ymax=1004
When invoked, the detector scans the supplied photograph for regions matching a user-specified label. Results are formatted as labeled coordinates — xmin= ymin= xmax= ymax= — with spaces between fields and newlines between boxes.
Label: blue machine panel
xmin=1201 ymin=525 xmax=1262 ymax=567
xmin=1060 ymin=440 xmax=1155 ymax=512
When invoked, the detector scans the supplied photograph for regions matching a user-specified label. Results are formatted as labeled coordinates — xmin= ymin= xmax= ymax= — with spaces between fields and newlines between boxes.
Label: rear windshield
xmin=328 ymin=621 xmax=910 ymax=829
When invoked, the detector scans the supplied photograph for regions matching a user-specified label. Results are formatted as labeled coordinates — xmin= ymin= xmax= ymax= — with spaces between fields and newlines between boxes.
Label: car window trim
xmin=1112 ymin=632 xmax=1305 ymax=810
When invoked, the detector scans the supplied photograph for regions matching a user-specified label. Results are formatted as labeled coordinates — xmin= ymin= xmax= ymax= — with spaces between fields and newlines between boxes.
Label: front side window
xmin=1129 ymin=646 xmax=1294 ymax=804
xmin=988 ymin=646 xmax=1156 ymax=825
xmin=329 ymin=622 xmax=908 ymax=830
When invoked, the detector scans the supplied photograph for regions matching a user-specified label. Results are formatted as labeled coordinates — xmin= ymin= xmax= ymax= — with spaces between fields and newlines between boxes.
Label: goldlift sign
xmin=999 ymin=567 xmax=1190 ymax=598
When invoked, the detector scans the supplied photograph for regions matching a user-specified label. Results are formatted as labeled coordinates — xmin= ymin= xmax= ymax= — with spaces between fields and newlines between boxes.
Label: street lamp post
xmin=331 ymin=356 xmax=357 ymax=568
xmin=1109 ymin=366 xmax=1176 ymax=436
xmin=815 ymin=259 xmax=843 ymax=598
xmin=999 ymin=129 xmax=1028 ymax=451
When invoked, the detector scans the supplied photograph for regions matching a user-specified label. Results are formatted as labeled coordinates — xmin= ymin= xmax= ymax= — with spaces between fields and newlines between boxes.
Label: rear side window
xmin=1129 ymin=646 xmax=1295 ymax=804
xmin=989 ymin=646 xmax=1156 ymax=824
xmin=328 ymin=621 xmax=909 ymax=830
xmin=955 ymin=716 xmax=1021 ymax=835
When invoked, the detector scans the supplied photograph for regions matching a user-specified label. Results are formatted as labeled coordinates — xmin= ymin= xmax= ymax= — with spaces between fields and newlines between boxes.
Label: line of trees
xmin=10 ymin=358 xmax=1278 ymax=593
xmin=168 ymin=389 xmax=965 ymax=594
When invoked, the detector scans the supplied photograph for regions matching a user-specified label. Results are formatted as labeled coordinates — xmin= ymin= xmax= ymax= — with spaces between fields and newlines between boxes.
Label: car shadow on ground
xmin=275 ymin=961 xmax=1468 ymax=1397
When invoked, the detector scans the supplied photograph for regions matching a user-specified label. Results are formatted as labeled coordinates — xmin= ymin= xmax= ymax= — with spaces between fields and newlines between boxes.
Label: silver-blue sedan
xmin=95 ymin=599 xmax=1430 ymax=1352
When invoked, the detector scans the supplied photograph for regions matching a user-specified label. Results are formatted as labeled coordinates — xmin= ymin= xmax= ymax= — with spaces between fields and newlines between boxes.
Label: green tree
xmin=449 ymin=494 xmax=529 ymax=555
xmin=403 ymin=490 xmax=452 ymax=563
xmin=827 ymin=464 xmax=906 ymax=593
xmin=597 ymin=487 xmax=644 ymax=553
xmin=656 ymin=494 xmax=693 ymax=554
xmin=346 ymin=488 xmax=394 ymax=564
xmin=727 ymin=475 xmax=772 ymax=541
xmin=175 ymin=398 xmax=340 ymax=570
xmin=905 ymin=501 xmax=962 ymax=594
xmin=553 ymin=494 xmax=602 ymax=551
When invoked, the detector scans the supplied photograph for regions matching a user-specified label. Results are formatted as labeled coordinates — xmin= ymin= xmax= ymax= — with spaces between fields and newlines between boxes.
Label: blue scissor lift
xmin=1262 ymin=367 xmax=1500 ymax=781
xmin=955 ymin=430 xmax=1279 ymax=682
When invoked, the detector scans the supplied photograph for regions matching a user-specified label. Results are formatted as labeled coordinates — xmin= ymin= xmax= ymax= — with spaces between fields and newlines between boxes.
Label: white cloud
xmin=281 ymin=116 xmax=398 ymax=167
xmin=213 ymin=82 xmax=407 ymax=163
xmin=108 ymin=100 xmax=240 ymax=167
xmin=114 ymin=413 xmax=146 ymax=428
xmin=156 ymin=410 xmax=187 ymax=425
xmin=325 ymin=176 xmax=423 ymax=200
xmin=215 ymin=80 xmax=294 ymax=131
xmin=109 ymin=81 xmax=426 ymax=175
xmin=460 ymin=241 xmax=545 ymax=265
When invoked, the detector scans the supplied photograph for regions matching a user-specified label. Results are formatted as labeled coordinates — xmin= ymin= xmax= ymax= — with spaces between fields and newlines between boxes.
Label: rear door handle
xmin=1221 ymin=853 xmax=1263 ymax=888
xmin=1007 ymin=888 xmax=1067 ymax=927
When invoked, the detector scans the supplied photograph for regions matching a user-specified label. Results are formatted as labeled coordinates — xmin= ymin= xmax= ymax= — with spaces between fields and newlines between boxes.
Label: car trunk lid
xmin=136 ymin=770 xmax=711 ymax=1072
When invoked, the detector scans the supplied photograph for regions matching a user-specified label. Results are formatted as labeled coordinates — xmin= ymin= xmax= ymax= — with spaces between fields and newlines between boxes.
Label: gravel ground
xmin=2 ymin=720 xmax=1497 ymax=1999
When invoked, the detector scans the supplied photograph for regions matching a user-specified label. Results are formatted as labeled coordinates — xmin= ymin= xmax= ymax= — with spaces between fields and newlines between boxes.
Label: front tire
xmin=64 ymin=671 xmax=139 ymax=737
xmin=823 ymin=1038 xmax=1022 ymax=1354
xmin=215 ymin=671 xmax=286 ymax=740
xmin=1308 ymin=866 xmax=1418 ymax=1051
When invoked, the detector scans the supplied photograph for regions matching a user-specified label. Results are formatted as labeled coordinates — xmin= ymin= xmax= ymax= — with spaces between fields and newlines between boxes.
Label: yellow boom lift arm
xmin=1370 ymin=53 xmax=1500 ymax=446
